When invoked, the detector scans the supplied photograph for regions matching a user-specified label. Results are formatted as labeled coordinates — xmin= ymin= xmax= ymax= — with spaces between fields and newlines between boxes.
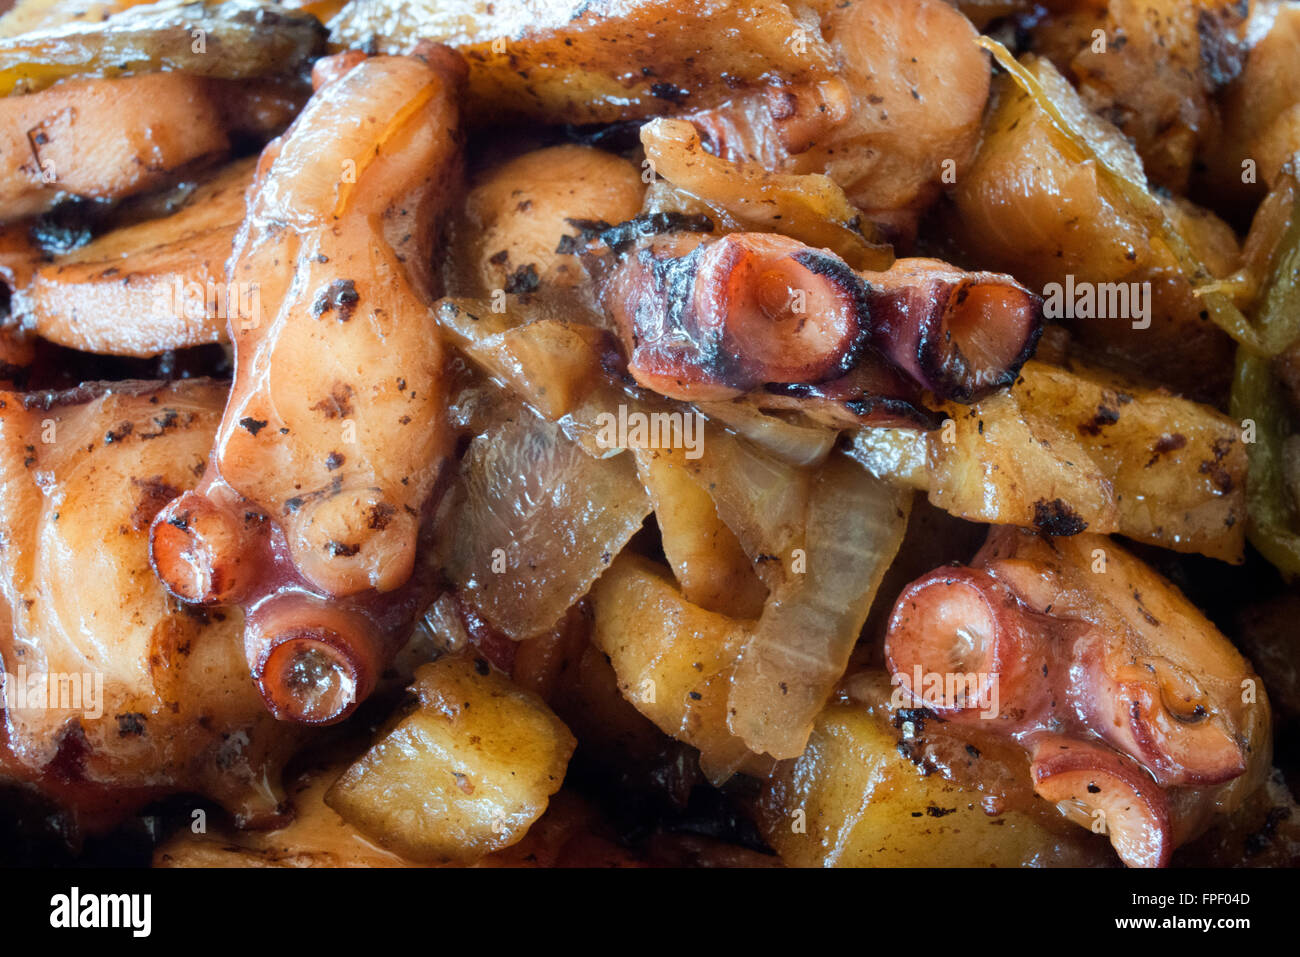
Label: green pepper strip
xmin=1231 ymin=349 xmax=1300 ymax=576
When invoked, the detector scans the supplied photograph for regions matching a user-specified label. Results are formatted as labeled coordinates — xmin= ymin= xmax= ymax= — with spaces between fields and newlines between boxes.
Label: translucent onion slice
xmin=727 ymin=453 xmax=911 ymax=759
xmin=434 ymin=405 xmax=652 ymax=639
xmin=640 ymin=117 xmax=893 ymax=271
xmin=679 ymin=421 xmax=814 ymax=590
xmin=844 ymin=427 xmax=929 ymax=488
xmin=436 ymin=298 xmax=613 ymax=420
xmin=694 ymin=399 xmax=836 ymax=467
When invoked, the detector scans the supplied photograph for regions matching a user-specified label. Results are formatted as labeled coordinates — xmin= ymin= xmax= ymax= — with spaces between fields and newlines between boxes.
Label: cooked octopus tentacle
xmin=861 ymin=258 xmax=1043 ymax=403
xmin=149 ymin=50 xmax=463 ymax=725
xmin=1028 ymin=735 xmax=1172 ymax=869
xmin=883 ymin=527 xmax=1265 ymax=867
xmin=1070 ymin=628 xmax=1248 ymax=787
xmin=604 ymin=232 xmax=1040 ymax=413
xmin=884 ymin=565 xmax=1052 ymax=729
xmin=0 ymin=379 xmax=303 ymax=832
xmin=244 ymin=593 xmax=382 ymax=725
xmin=150 ymin=487 xmax=265 ymax=605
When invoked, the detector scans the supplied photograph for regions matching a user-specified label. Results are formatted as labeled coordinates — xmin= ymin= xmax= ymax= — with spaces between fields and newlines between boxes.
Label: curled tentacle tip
xmin=1029 ymin=735 xmax=1172 ymax=869
xmin=1118 ymin=664 xmax=1247 ymax=787
xmin=865 ymin=262 xmax=1043 ymax=403
xmin=248 ymin=596 xmax=380 ymax=725
xmin=149 ymin=491 xmax=259 ymax=605
xmin=609 ymin=232 xmax=869 ymax=400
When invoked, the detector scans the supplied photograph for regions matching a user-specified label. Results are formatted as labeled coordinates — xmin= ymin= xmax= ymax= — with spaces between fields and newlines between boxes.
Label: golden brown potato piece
xmin=0 ymin=71 xmax=230 ymax=222
xmin=754 ymin=702 xmax=1115 ymax=867
xmin=157 ymin=760 xmax=627 ymax=868
xmin=456 ymin=144 xmax=644 ymax=296
xmin=325 ymin=656 xmax=576 ymax=864
xmin=156 ymin=759 xmax=417 ymax=868
xmin=1009 ymin=360 xmax=1246 ymax=561
xmin=329 ymin=0 xmax=839 ymax=125
xmin=632 ymin=445 xmax=767 ymax=619
xmin=1202 ymin=2 xmax=1300 ymax=207
xmin=590 ymin=552 xmax=759 ymax=779
xmin=950 ymin=60 xmax=1238 ymax=399
xmin=0 ymin=378 xmax=301 ymax=831
xmin=856 ymin=359 xmax=1246 ymax=562
xmin=1031 ymin=0 xmax=1249 ymax=192
xmin=12 ymin=158 xmax=254 ymax=356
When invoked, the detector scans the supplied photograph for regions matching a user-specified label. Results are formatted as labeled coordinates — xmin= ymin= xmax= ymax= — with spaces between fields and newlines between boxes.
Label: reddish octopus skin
xmin=884 ymin=565 xmax=1054 ymax=730
xmin=1029 ymin=735 xmax=1173 ymax=869
xmin=603 ymin=232 xmax=1041 ymax=418
xmin=883 ymin=528 xmax=1266 ymax=867
xmin=149 ymin=49 xmax=464 ymax=726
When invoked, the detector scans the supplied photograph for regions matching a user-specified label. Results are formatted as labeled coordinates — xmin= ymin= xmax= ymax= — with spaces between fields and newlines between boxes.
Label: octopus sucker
xmin=884 ymin=565 xmax=1052 ymax=729
xmin=245 ymin=593 xmax=380 ymax=726
xmin=149 ymin=49 xmax=464 ymax=724
xmin=150 ymin=486 xmax=266 ymax=606
xmin=859 ymin=259 xmax=1044 ymax=404
xmin=603 ymin=232 xmax=1041 ymax=415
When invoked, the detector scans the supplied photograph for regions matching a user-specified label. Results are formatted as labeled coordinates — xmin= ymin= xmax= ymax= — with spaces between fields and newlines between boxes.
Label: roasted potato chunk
xmin=590 ymin=552 xmax=760 ymax=777
xmin=950 ymin=60 xmax=1238 ymax=398
xmin=325 ymin=656 xmax=576 ymax=863
xmin=754 ymin=703 xmax=1114 ymax=867
xmin=855 ymin=359 xmax=1247 ymax=562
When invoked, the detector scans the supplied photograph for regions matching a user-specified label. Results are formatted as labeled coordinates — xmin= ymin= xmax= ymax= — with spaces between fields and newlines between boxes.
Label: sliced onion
xmin=727 ymin=453 xmax=911 ymax=759
xmin=640 ymin=117 xmax=893 ymax=271
xmin=679 ymin=422 xmax=814 ymax=590
xmin=434 ymin=405 xmax=652 ymax=639
xmin=695 ymin=399 xmax=836 ymax=467
xmin=436 ymin=298 xmax=613 ymax=420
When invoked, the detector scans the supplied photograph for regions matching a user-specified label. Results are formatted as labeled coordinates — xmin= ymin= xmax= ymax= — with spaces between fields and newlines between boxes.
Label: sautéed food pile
xmin=0 ymin=0 xmax=1297 ymax=868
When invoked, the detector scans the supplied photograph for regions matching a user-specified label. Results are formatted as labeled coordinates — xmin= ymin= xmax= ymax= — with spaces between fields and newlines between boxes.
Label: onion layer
xmin=728 ymin=453 xmax=910 ymax=759
xmin=434 ymin=405 xmax=652 ymax=640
